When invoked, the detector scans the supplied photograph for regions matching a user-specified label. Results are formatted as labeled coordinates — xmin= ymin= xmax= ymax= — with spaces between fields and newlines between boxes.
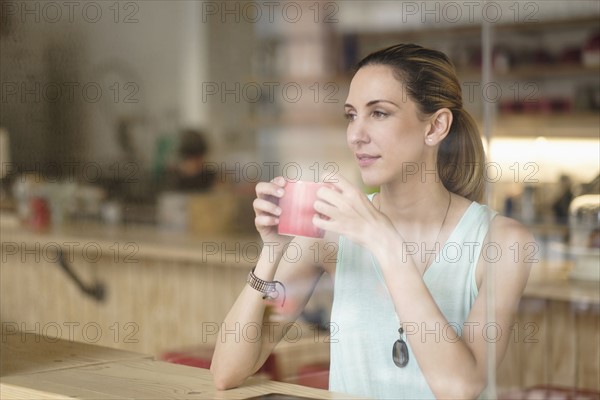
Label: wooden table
xmin=1 ymin=332 xmax=153 ymax=376
xmin=1 ymin=359 xmax=362 ymax=400
xmin=0 ymin=333 xmax=363 ymax=400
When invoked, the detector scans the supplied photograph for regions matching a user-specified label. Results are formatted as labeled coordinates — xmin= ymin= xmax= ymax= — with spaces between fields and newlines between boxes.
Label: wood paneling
xmin=497 ymin=296 xmax=600 ymax=393
xmin=0 ymin=253 xmax=247 ymax=356
xmin=548 ymin=301 xmax=577 ymax=387
xmin=575 ymin=303 xmax=600 ymax=391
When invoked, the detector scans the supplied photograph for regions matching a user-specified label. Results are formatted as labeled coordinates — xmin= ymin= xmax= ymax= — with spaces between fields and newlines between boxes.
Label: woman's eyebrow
xmin=366 ymin=99 xmax=400 ymax=108
xmin=344 ymin=99 xmax=400 ymax=108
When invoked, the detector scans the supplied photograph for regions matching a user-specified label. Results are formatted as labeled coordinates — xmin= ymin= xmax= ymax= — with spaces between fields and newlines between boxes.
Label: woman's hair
xmin=356 ymin=43 xmax=485 ymax=203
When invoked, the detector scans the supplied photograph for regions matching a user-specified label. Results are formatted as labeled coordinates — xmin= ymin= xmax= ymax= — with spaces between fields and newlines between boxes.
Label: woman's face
xmin=344 ymin=64 xmax=432 ymax=188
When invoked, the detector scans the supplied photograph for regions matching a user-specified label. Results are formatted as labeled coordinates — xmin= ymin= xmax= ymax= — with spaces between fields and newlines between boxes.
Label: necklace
xmin=423 ymin=190 xmax=452 ymax=275
xmin=373 ymin=190 xmax=452 ymax=368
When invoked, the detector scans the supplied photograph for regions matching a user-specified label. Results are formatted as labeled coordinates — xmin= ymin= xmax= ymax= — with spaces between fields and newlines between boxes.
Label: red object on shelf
xmin=532 ymin=49 xmax=555 ymax=65
xmin=500 ymin=100 xmax=524 ymax=114
xmin=499 ymin=385 xmax=600 ymax=400
xmin=559 ymin=47 xmax=582 ymax=64
xmin=500 ymin=97 xmax=573 ymax=115
xmin=586 ymin=32 xmax=600 ymax=50
xmin=583 ymin=32 xmax=600 ymax=67
xmin=29 ymin=197 xmax=51 ymax=231
xmin=160 ymin=346 xmax=280 ymax=381
xmin=295 ymin=363 xmax=329 ymax=390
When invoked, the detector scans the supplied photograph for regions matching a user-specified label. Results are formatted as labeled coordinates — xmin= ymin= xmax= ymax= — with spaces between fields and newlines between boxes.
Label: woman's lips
xmin=356 ymin=154 xmax=380 ymax=167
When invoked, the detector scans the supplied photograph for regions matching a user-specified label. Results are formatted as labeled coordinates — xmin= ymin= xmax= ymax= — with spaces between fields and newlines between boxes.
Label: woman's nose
xmin=347 ymin=118 xmax=370 ymax=146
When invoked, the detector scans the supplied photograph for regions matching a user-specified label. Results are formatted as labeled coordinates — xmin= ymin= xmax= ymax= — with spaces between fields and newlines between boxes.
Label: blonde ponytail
xmin=438 ymin=109 xmax=485 ymax=203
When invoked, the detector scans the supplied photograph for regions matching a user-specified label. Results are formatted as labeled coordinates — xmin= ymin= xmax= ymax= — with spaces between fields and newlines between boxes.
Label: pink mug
xmin=278 ymin=180 xmax=328 ymax=238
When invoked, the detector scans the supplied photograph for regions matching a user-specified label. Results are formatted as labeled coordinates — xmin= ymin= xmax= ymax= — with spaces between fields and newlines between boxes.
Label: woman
xmin=211 ymin=44 xmax=533 ymax=399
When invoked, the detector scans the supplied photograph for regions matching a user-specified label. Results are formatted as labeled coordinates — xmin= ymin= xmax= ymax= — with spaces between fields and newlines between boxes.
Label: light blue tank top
xmin=329 ymin=196 xmax=498 ymax=399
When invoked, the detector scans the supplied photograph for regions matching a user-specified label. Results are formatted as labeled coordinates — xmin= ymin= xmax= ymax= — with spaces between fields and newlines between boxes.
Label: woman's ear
xmin=424 ymin=108 xmax=452 ymax=145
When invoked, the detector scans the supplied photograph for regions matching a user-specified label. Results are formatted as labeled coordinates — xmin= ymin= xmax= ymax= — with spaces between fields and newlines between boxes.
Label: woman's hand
xmin=313 ymin=175 xmax=395 ymax=253
xmin=253 ymin=176 xmax=293 ymax=247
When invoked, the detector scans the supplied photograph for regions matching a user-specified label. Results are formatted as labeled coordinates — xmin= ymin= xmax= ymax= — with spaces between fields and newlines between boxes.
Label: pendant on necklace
xmin=392 ymin=327 xmax=409 ymax=368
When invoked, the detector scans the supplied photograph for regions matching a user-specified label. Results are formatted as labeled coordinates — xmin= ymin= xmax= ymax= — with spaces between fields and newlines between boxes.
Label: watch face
xmin=243 ymin=394 xmax=319 ymax=400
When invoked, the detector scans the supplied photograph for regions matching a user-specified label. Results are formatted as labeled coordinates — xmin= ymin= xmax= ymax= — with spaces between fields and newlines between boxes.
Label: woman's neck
xmin=377 ymin=178 xmax=450 ymax=228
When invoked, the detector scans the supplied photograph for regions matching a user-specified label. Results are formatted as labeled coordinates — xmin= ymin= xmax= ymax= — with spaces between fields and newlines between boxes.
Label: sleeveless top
xmin=329 ymin=196 xmax=498 ymax=399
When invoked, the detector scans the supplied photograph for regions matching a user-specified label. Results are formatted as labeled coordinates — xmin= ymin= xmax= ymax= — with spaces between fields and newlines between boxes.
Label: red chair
xmin=295 ymin=362 xmax=330 ymax=390
xmin=161 ymin=345 xmax=280 ymax=381
xmin=499 ymin=385 xmax=600 ymax=400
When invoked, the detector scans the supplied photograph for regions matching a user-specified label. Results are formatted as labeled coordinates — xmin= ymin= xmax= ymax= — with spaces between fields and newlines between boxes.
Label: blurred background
xmin=1 ymin=1 xmax=599 ymax=398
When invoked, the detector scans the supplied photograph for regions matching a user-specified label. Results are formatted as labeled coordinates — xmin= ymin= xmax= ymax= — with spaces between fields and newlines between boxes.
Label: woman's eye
xmin=372 ymin=111 xmax=388 ymax=118
xmin=344 ymin=112 xmax=356 ymax=121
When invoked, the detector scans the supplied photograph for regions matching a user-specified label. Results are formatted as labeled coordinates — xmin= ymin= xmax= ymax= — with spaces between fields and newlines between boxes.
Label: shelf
xmin=246 ymin=75 xmax=349 ymax=85
xmin=459 ymin=63 xmax=600 ymax=80
xmin=249 ymin=113 xmax=599 ymax=138
xmin=493 ymin=15 xmax=600 ymax=34
xmin=247 ymin=115 xmax=347 ymax=129
xmin=251 ymin=14 xmax=600 ymax=140
xmin=486 ymin=113 xmax=600 ymax=138
xmin=334 ymin=16 xmax=600 ymax=40
xmin=265 ymin=64 xmax=599 ymax=87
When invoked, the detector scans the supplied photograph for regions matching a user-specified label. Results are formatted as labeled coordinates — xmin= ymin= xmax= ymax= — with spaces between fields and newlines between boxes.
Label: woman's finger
xmin=253 ymin=198 xmax=282 ymax=217
xmin=319 ymin=177 xmax=374 ymax=219
xmin=325 ymin=173 xmax=354 ymax=193
xmin=314 ymin=199 xmax=339 ymax=219
xmin=312 ymin=213 xmax=336 ymax=231
xmin=325 ymin=175 xmax=367 ymax=208
xmin=255 ymin=214 xmax=279 ymax=227
xmin=255 ymin=177 xmax=286 ymax=199
xmin=316 ymin=185 xmax=344 ymax=208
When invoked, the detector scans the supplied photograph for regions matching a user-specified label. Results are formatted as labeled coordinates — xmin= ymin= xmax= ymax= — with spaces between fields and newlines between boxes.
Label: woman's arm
xmin=210 ymin=237 xmax=328 ymax=389
xmin=211 ymin=177 xmax=338 ymax=390
xmin=376 ymin=216 xmax=533 ymax=399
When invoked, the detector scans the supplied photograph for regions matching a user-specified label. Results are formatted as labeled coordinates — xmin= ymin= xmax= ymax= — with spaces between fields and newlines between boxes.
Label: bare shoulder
xmin=488 ymin=213 xmax=536 ymax=247
xmin=487 ymin=214 xmax=535 ymax=282
xmin=474 ymin=212 xmax=535 ymax=290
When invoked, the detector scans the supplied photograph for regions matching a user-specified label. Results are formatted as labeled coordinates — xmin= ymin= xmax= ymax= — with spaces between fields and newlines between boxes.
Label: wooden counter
xmin=2 ymin=221 xmax=597 ymax=304
xmin=524 ymin=278 xmax=599 ymax=304
xmin=1 ymin=220 xmax=261 ymax=265
xmin=2 ymin=221 xmax=598 ymax=392
xmin=523 ymin=260 xmax=599 ymax=305
xmin=0 ymin=333 xmax=363 ymax=400
xmin=1 ymin=332 xmax=153 ymax=376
